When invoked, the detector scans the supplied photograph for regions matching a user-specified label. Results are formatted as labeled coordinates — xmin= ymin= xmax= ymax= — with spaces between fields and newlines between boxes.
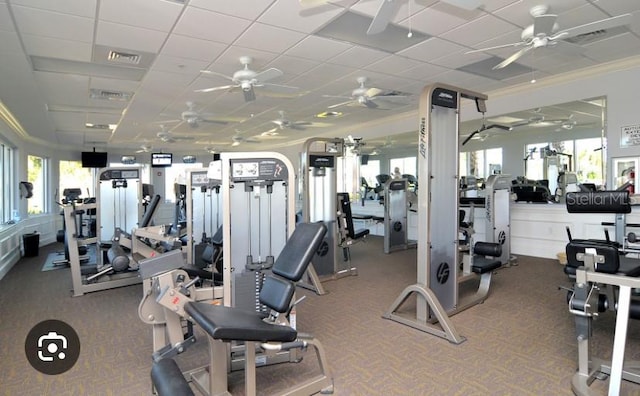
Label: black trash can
xmin=23 ymin=232 xmax=39 ymax=257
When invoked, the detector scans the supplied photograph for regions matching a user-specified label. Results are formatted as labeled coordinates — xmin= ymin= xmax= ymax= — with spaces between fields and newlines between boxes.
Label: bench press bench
xmin=150 ymin=222 xmax=334 ymax=396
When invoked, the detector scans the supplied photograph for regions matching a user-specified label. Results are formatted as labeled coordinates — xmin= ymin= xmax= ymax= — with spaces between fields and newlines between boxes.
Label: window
xmin=59 ymin=161 xmax=94 ymax=200
xmin=0 ymin=142 xmax=13 ymax=223
xmin=525 ymin=138 xmax=603 ymax=185
xmin=460 ymin=148 xmax=502 ymax=179
xmin=27 ymin=155 xmax=47 ymax=215
xmin=361 ymin=159 xmax=380 ymax=187
xmin=389 ymin=156 xmax=416 ymax=178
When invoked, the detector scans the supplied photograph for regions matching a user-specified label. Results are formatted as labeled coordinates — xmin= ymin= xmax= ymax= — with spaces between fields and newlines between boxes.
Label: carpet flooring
xmin=2 ymin=237 xmax=640 ymax=395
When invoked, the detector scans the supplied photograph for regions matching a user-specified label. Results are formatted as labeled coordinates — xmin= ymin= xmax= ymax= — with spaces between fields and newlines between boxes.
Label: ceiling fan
xmin=155 ymin=125 xmax=196 ymax=143
xmin=231 ymin=133 xmax=260 ymax=147
xmin=136 ymin=144 xmax=153 ymax=153
xmin=300 ymin=0 xmax=482 ymax=35
xmin=196 ymin=56 xmax=298 ymax=102
xmin=325 ymin=77 xmax=406 ymax=109
xmin=166 ymin=101 xmax=232 ymax=128
xmin=466 ymin=5 xmax=632 ymax=70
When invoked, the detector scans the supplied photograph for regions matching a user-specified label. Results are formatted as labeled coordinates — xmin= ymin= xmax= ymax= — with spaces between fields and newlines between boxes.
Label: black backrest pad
xmin=271 ymin=222 xmax=327 ymax=282
xmin=259 ymin=275 xmax=296 ymax=313
xmin=566 ymin=191 xmax=630 ymax=214
xmin=565 ymin=241 xmax=620 ymax=274
xmin=337 ymin=193 xmax=356 ymax=239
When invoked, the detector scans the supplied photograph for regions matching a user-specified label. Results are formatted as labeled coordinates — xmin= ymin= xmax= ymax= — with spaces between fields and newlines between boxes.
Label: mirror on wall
xmin=359 ymin=97 xmax=607 ymax=191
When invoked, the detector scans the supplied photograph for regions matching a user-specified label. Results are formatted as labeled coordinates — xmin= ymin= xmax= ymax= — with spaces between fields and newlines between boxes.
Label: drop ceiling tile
xmin=259 ymin=0 xmax=345 ymax=34
xmin=557 ymin=4 xmax=610 ymax=29
xmin=34 ymin=71 xmax=90 ymax=104
xmin=290 ymin=62 xmax=355 ymax=90
xmin=174 ymin=7 xmax=252 ymax=43
xmin=364 ymin=54 xmax=422 ymax=75
xmin=234 ymin=23 xmax=306 ymax=54
xmin=213 ymin=46 xmax=280 ymax=74
xmin=12 ymin=5 xmax=94 ymax=42
xmin=96 ymin=20 xmax=168 ymax=53
xmin=398 ymin=37 xmax=466 ymax=62
xmin=189 ymin=0 xmax=276 ymax=20
xmin=0 ymin=30 xmax=23 ymax=53
xmin=162 ymin=35 xmax=228 ymax=62
xmin=151 ymin=54 xmax=210 ymax=76
xmin=397 ymin=4 xmax=470 ymax=36
xmin=262 ymin=56 xmax=315 ymax=80
xmin=594 ymin=0 xmax=640 ymax=15
xmin=430 ymin=49 xmax=490 ymax=69
xmin=21 ymin=34 xmax=91 ymax=62
xmin=285 ymin=35 xmax=352 ymax=61
xmin=481 ymin=0 xmax=520 ymax=13
xmin=0 ymin=2 xmax=14 ymax=31
xmin=493 ymin=0 xmax=587 ymax=29
xmin=99 ymin=0 xmax=184 ymax=32
xmin=50 ymin=112 xmax=85 ymax=130
xmin=398 ymin=63 xmax=449 ymax=80
xmin=440 ymin=14 xmax=517 ymax=47
xmin=327 ymin=46 xmax=388 ymax=68
xmin=10 ymin=0 xmax=96 ymax=18
xmin=583 ymin=32 xmax=640 ymax=62
xmin=466 ymin=29 xmax=524 ymax=54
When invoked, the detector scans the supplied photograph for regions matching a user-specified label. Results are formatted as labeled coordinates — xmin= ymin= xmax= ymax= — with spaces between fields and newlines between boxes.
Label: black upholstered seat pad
xmin=184 ymin=301 xmax=297 ymax=343
xmin=471 ymin=257 xmax=502 ymax=274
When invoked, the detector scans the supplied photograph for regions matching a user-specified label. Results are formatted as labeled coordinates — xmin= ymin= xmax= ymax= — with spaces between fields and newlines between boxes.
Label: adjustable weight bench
xmin=151 ymin=222 xmax=334 ymax=396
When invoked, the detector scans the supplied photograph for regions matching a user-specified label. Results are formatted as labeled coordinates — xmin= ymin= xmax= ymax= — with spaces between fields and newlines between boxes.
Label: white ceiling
xmin=0 ymin=0 xmax=639 ymax=157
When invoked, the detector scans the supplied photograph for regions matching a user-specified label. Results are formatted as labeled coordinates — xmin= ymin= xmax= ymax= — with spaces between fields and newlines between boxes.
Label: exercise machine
xmin=484 ymin=174 xmax=514 ymax=266
xmin=300 ymin=138 xmax=348 ymax=291
xmin=185 ymin=167 xmax=222 ymax=267
xmin=336 ymin=192 xmax=369 ymax=263
xmin=566 ymin=240 xmax=640 ymax=395
xmin=383 ymin=83 xmax=502 ymax=344
xmin=383 ymin=178 xmax=415 ymax=254
xmin=148 ymin=223 xmax=334 ymax=396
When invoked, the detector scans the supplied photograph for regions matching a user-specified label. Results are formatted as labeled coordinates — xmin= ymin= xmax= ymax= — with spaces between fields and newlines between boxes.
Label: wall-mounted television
xmin=81 ymin=151 xmax=108 ymax=168
xmin=151 ymin=152 xmax=172 ymax=167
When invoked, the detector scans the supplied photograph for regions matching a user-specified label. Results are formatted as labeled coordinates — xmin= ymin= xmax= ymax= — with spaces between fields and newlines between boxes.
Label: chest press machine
xmin=383 ymin=83 xmax=503 ymax=344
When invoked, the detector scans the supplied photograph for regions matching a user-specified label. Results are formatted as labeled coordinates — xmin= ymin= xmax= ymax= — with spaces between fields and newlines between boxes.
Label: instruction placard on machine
xmin=230 ymin=158 xmax=288 ymax=182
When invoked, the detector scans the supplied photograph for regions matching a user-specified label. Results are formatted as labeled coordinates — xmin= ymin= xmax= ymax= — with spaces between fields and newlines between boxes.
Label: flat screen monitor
xmin=81 ymin=151 xmax=108 ymax=168
xmin=151 ymin=153 xmax=172 ymax=167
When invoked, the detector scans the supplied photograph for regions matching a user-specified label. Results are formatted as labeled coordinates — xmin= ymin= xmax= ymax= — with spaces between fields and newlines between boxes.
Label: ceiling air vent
xmin=85 ymin=123 xmax=111 ymax=130
xmin=89 ymin=88 xmax=132 ymax=101
xmin=564 ymin=26 xmax=627 ymax=45
xmin=107 ymin=50 xmax=141 ymax=65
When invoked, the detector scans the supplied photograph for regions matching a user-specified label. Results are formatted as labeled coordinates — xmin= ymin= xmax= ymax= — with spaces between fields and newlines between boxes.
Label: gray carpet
xmin=2 ymin=238 xmax=640 ymax=395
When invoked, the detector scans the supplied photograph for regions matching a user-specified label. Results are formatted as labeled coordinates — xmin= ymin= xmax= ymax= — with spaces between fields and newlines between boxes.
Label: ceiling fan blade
xmin=328 ymin=100 xmax=353 ymax=109
xmin=243 ymin=87 xmax=256 ymax=102
xmin=558 ymin=13 xmax=632 ymax=40
xmin=200 ymin=119 xmax=229 ymax=125
xmin=367 ymin=0 xmax=401 ymax=35
xmin=299 ymin=0 xmax=328 ymax=8
xmin=195 ymin=84 xmax=236 ymax=93
xmin=261 ymin=82 xmax=299 ymax=92
xmin=440 ymin=0 xmax=482 ymax=11
xmin=533 ymin=14 xmax=557 ymax=36
xmin=200 ymin=70 xmax=233 ymax=80
xmin=364 ymin=99 xmax=379 ymax=109
xmin=493 ymin=46 xmax=533 ymax=69
xmin=466 ymin=41 xmax=525 ymax=54
xmin=365 ymin=87 xmax=385 ymax=98
xmin=254 ymin=67 xmax=283 ymax=83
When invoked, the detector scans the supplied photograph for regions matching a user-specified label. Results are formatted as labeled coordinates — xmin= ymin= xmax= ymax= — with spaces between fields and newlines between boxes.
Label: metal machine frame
xmin=383 ymin=178 xmax=416 ymax=254
xmin=383 ymin=83 xmax=488 ymax=344
xmin=185 ymin=167 xmax=222 ymax=266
